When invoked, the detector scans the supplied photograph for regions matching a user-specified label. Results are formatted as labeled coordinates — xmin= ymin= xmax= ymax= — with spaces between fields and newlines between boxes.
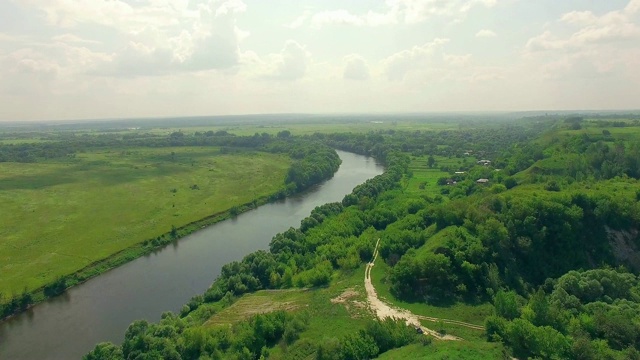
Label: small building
xmin=477 ymin=160 xmax=491 ymax=166
xmin=476 ymin=178 xmax=489 ymax=184
xmin=454 ymin=171 xmax=466 ymax=174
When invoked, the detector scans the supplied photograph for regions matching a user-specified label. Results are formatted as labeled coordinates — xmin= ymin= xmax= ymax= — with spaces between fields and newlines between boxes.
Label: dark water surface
xmin=0 ymin=151 xmax=383 ymax=360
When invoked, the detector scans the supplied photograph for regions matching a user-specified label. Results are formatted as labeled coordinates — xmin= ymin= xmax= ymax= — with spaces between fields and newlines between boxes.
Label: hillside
xmin=85 ymin=116 xmax=640 ymax=360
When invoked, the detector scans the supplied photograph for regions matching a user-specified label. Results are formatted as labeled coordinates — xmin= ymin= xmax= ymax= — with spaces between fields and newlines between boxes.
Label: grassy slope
xmin=375 ymin=342 xmax=507 ymax=360
xmin=182 ymin=156 xmax=500 ymax=358
xmin=186 ymin=258 xmax=502 ymax=360
xmin=185 ymin=265 xmax=372 ymax=360
xmin=373 ymin=154 xmax=504 ymax=358
xmin=404 ymin=155 xmax=476 ymax=197
xmin=370 ymin=258 xmax=493 ymax=326
xmin=0 ymin=147 xmax=290 ymax=295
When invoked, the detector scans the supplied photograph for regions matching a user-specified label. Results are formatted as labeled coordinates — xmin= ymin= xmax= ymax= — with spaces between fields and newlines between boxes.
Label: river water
xmin=0 ymin=151 xmax=383 ymax=360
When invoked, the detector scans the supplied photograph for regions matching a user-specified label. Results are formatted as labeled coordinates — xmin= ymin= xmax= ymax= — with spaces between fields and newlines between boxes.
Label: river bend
xmin=0 ymin=151 xmax=383 ymax=359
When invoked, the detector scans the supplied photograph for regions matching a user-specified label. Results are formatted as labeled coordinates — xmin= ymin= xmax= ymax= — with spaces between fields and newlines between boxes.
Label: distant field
xmin=31 ymin=121 xmax=462 ymax=138
xmin=0 ymin=138 xmax=52 ymax=144
xmin=0 ymin=147 xmax=290 ymax=295
xmin=404 ymin=155 xmax=475 ymax=196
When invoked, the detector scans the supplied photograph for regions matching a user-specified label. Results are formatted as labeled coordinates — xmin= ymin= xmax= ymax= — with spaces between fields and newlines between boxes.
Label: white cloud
xmin=52 ymin=34 xmax=100 ymax=45
xmin=311 ymin=10 xmax=366 ymax=28
xmin=525 ymin=31 xmax=566 ymax=51
xmin=308 ymin=9 xmax=398 ymax=28
xmin=443 ymin=53 xmax=471 ymax=66
xmin=22 ymin=0 xmax=182 ymax=31
xmin=293 ymin=0 xmax=498 ymax=29
xmin=460 ymin=0 xmax=497 ymax=13
xmin=528 ymin=6 xmax=640 ymax=53
xmin=0 ymin=33 xmax=27 ymax=43
xmin=626 ymin=0 xmax=640 ymax=14
xmin=343 ymin=54 xmax=370 ymax=80
xmin=475 ymin=29 xmax=497 ymax=38
xmin=284 ymin=12 xmax=310 ymax=29
xmin=383 ymin=38 xmax=449 ymax=81
xmin=270 ymin=40 xmax=310 ymax=80
xmin=60 ymin=1 xmax=248 ymax=76
xmin=2 ymin=0 xmax=639 ymax=120
xmin=523 ymin=2 xmax=640 ymax=85
xmin=560 ymin=11 xmax=597 ymax=25
xmin=215 ymin=0 xmax=247 ymax=16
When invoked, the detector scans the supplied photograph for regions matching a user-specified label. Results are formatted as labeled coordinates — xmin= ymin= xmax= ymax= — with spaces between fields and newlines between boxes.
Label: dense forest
xmin=22 ymin=115 xmax=638 ymax=359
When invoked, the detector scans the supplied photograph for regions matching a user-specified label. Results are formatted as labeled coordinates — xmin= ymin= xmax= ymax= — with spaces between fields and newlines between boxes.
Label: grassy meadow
xmin=180 ymin=259 xmax=503 ymax=360
xmin=404 ymin=154 xmax=477 ymax=197
xmin=0 ymin=146 xmax=290 ymax=295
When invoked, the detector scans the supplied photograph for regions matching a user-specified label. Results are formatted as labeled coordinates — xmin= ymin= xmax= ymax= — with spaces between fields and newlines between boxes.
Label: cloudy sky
xmin=1 ymin=0 xmax=639 ymax=121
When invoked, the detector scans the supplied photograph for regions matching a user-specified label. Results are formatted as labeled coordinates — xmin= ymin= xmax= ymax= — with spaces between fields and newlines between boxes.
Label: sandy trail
xmin=365 ymin=238 xmax=470 ymax=340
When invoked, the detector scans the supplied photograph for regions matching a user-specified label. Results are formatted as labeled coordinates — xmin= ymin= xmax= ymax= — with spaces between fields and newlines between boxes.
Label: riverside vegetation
xmin=6 ymin=113 xmax=640 ymax=359
xmin=0 ymin=128 xmax=341 ymax=319
xmin=83 ymin=114 xmax=640 ymax=360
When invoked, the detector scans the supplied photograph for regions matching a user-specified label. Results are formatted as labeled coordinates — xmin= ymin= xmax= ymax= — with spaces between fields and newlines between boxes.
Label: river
xmin=0 ymin=151 xmax=383 ymax=360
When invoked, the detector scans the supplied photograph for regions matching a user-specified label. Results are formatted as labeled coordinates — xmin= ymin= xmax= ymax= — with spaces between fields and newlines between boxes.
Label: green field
xmin=404 ymin=155 xmax=476 ymax=196
xmin=376 ymin=341 xmax=507 ymax=359
xmin=21 ymin=118 xmax=459 ymax=139
xmin=0 ymin=147 xmax=290 ymax=295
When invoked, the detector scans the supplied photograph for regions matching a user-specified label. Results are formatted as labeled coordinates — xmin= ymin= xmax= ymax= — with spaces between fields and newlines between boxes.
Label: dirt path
xmin=365 ymin=239 xmax=483 ymax=340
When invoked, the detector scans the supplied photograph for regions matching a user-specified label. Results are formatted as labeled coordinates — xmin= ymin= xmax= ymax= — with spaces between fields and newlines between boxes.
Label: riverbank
xmin=1 ymin=149 xmax=346 ymax=321
xmin=0 ymin=147 xmax=292 ymax=307
xmin=0 ymin=151 xmax=383 ymax=360
xmin=1 ymin=189 xmax=272 ymax=321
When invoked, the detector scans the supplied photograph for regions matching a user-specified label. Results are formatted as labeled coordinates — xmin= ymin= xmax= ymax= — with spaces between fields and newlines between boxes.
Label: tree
xmin=277 ymin=130 xmax=291 ymax=138
xmin=494 ymin=290 xmax=521 ymax=320
xmin=427 ymin=155 xmax=436 ymax=168
xmin=83 ymin=342 xmax=124 ymax=360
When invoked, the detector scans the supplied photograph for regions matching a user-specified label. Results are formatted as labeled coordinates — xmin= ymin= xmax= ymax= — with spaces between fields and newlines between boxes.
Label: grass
xmin=369 ymin=258 xmax=493 ymax=326
xmin=192 ymin=266 xmax=371 ymax=360
xmin=204 ymin=289 xmax=314 ymax=327
xmin=0 ymin=146 xmax=290 ymax=296
xmin=185 ymin=255 xmax=501 ymax=360
xmin=404 ymin=155 xmax=476 ymax=197
xmin=192 ymin=260 xmax=500 ymax=359
xmin=104 ymin=121 xmax=463 ymax=137
xmin=375 ymin=341 xmax=507 ymax=359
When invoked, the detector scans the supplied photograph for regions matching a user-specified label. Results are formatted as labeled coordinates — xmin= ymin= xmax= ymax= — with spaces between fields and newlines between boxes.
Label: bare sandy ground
xmin=364 ymin=238 xmax=464 ymax=340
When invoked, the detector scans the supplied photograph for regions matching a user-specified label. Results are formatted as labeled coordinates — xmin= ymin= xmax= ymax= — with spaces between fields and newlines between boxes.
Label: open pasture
xmin=0 ymin=146 xmax=290 ymax=295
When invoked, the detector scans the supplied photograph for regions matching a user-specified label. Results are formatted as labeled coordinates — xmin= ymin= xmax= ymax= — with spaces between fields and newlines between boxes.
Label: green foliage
xmin=316 ymin=318 xmax=422 ymax=360
xmin=83 ymin=343 xmax=124 ymax=360
xmin=284 ymin=144 xmax=341 ymax=192
xmin=490 ymin=269 xmax=640 ymax=359
xmin=493 ymin=290 xmax=521 ymax=320
xmin=79 ymin=118 xmax=640 ymax=359
xmin=84 ymin=310 xmax=309 ymax=360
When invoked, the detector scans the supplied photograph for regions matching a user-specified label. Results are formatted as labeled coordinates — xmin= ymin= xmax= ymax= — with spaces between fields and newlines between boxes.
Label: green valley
xmin=82 ymin=114 xmax=640 ymax=359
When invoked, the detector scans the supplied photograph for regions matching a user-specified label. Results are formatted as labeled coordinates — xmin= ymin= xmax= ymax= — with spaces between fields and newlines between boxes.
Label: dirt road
xmin=364 ymin=238 xmax=483 ymax=340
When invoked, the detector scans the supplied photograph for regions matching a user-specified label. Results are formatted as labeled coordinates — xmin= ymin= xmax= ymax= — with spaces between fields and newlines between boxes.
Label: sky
xmin=0 ymin=0 xmax=639 ymax=121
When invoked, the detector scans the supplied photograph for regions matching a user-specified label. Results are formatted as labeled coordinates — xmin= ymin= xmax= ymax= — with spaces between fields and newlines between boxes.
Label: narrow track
xmin=364 ymin=238 xmax=486 ymax=340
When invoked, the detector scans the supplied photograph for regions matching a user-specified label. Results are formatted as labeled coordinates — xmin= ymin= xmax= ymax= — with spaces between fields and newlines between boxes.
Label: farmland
xmin=0 ymin=146 xmax=291 ymax=295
